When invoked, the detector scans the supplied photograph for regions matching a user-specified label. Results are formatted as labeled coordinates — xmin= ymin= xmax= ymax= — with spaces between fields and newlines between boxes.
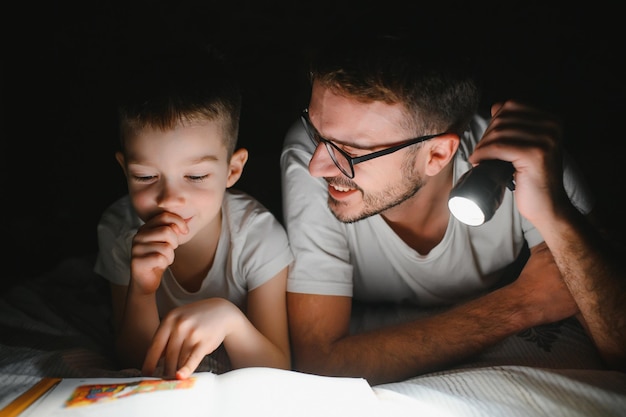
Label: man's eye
xmin=327 ymin=139 xmax=361 ymax=157
xmin=335 ymin=143 xmax=360 ymax=158
xmin=342 ymin=148 xmax=359 ymax=158
xmin=187 ymin=174 xmax=209 ymax=182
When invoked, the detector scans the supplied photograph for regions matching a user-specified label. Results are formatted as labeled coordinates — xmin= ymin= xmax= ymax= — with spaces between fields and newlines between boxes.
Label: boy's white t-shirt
xmin=280 ymin=114 xmax=594 ymax=307
xmin=94 ymin=189 xmax=293 ymax=317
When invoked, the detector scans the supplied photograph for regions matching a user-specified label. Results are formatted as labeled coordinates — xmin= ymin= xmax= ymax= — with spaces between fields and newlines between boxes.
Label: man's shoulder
xmin=282 ymin=118 xmax=313 ymax=152
xmin=457 ymin=113 xmax=490 ymax=161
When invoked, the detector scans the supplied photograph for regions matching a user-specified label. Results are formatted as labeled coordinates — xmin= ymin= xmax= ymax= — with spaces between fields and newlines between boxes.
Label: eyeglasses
xmin=301 ymin=109 xmax=444 ymax=179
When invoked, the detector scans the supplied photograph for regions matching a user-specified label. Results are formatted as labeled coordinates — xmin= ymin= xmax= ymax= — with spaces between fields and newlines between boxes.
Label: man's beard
xmin=328 ymin=159 xmax=425 ymax=223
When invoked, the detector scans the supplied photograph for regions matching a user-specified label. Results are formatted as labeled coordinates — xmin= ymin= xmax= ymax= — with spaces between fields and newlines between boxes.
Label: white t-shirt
xmin=94 ymin=189 xmax=293 ymax=318
xmin=280 ymin=114 xmax=594 ymax=307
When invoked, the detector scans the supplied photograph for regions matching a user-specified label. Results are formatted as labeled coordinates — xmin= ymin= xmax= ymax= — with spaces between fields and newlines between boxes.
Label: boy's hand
xmin=142 ymin=298 xmax=243 ymax=379
xmin=130 ymin=211 xmax=189 ymax=295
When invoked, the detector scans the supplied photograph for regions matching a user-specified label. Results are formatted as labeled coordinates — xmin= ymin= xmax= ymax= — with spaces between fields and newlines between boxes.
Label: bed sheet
xmin=1 ymin=257 xmax=625 ymax=416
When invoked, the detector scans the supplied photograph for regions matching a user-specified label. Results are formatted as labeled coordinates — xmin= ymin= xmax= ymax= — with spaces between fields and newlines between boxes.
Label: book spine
xmin=0 ymin=377 xmax=61 ymax=417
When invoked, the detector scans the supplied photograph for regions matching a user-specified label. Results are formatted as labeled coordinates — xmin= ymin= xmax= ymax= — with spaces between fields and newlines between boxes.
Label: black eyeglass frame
xmin=301 ymin=109 xmax=445 ymax=179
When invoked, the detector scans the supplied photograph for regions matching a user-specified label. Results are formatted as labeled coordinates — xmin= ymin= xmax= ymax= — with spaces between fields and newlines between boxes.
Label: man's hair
xmin=309 ymin=32 xmax=481 ymax=137
xmin=117 ymin=44 xmax=241 ymax=158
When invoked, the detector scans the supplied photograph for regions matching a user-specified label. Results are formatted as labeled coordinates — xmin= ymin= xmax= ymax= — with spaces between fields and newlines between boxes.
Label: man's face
xmin=307 ymin=82 xmax=427 ymax=223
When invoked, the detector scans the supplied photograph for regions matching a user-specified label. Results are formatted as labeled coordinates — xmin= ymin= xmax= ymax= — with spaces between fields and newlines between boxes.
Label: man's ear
xmin=115 ymin=151 xmax=128 ymax=176
xmin=424 ymin=133 xmax=459 ymax=176
xmin=226 ymin=148 xmax=249 ymax=188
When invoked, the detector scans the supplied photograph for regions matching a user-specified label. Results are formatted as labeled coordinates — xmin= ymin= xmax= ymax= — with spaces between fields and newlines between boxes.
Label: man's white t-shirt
xmin=280 ymin=114 xmax=594 ymax=307
xmin=94 ymin=189 xmax=293 ymax=318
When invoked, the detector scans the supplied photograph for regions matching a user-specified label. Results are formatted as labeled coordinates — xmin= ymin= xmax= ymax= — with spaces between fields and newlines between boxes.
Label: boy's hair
xmin=309 ymin=32 xmax=481 ymax=137
xmin=117 ymin=44 xmax=241 ymax=158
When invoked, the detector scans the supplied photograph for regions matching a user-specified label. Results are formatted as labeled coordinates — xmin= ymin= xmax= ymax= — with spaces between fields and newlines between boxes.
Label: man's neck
xmin=381 ymin=167 xmax=453 ymax=255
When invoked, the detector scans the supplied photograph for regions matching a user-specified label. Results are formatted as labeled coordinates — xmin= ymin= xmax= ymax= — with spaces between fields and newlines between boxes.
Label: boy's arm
xmin=110 ymin=282 xmax=161 ymax=369
xmin=228 ymin=268 xmax=291 ymax=369
xmin=143 ymin=269 xmax=291 ymax=379
xmin=110 ymin=211 xmax=187 ymax=370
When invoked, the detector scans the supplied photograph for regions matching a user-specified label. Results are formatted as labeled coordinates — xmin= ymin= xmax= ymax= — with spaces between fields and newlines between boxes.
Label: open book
xmin=6 ymin=367 xmax=380 ymax=417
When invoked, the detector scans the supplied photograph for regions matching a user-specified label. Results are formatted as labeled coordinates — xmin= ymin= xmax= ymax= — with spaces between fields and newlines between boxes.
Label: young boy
xmin=94 ymin=45 xmax=292 ymax=380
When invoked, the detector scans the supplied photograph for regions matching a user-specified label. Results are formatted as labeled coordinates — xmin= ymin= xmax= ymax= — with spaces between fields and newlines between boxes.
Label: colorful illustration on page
xmin=64 ymin=378 xmax=197 ymax=408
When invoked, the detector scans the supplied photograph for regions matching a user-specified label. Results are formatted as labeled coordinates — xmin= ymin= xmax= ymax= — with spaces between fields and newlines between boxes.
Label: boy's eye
xmin=133 ymin=175 xmax=156 ymax=183
xmin=187 ymin=174 xmax=209 ymax=182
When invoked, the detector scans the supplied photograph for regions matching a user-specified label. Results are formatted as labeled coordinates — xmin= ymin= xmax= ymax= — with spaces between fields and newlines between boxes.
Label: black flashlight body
xmin=448 ymin=160 xmax=515 ymax=225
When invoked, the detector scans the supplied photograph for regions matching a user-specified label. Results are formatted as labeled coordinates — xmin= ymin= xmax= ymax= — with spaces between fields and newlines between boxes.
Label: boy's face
xmin=118 ymin=120 xmax=243 ymax=245
xmin=306 ymin=82 xmax=428 ymax=223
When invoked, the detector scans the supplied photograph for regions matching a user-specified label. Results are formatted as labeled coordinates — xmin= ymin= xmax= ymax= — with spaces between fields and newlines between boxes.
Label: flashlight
xmin=448 ymin=160 xmax=515 ymax=226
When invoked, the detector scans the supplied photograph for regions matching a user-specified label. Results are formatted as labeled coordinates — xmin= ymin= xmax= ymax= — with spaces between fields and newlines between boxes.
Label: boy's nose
xmin=157 ymin=182 xmax=185 ymax=208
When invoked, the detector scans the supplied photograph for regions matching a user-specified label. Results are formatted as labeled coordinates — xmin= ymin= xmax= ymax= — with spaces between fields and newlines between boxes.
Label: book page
xmin=19 ymin=373 xmax=216 ymax=417
xmin=18 ymin=368 xmax=380 ymax=417
xmin=212 ymin=367 xmax=380 ymax=417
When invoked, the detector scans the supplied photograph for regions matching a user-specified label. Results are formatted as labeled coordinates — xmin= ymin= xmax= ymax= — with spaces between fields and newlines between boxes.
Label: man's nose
xmin=308 ymin=144 xmax=342 ymax=178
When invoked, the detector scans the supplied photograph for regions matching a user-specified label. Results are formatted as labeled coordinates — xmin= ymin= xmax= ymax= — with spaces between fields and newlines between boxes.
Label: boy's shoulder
xmin=98 ymin=194 xmax=141 ymax=229
xmin=223 ymin=189 xmax=272 ymax=217
xmin=222 ymin=189 xmax=285 ymax=234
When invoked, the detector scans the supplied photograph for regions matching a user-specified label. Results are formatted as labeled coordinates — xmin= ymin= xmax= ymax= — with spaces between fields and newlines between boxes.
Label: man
xmin=280 ymin=33 xmax=625 ymax=385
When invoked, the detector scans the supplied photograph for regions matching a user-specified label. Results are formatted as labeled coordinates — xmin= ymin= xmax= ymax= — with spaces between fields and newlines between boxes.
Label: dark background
xmin=4 ymin=1 xmax=625 ymax=289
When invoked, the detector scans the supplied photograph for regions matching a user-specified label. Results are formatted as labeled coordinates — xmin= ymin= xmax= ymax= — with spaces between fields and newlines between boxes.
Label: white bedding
xmin=1 ymin=257 xmax=625 ymax=416
xmin=375 ymin=366 xmax=626 ymax=416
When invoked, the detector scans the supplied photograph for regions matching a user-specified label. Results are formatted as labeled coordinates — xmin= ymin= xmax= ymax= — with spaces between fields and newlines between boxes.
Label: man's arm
xmin=531 ymin=205 xmax=626 ymax=370
xmin=288 ymin=243 xmax=577 ymax=385
xmin=470 ymin=100 xmax=626 ymax=370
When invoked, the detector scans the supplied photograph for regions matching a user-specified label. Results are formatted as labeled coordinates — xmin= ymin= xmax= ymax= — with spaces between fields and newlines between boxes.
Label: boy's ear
xmin=226 ymin=148 xmax=249 ymax=188
xmin=424 ymin=133 xmax=459 ymax=176
xmin=115 ymin=151 xmax=128 ymax=176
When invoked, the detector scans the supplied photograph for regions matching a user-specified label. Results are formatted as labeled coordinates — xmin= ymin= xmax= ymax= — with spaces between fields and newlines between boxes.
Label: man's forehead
xmin=309 ymin=85 xmax=412 ymax=144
